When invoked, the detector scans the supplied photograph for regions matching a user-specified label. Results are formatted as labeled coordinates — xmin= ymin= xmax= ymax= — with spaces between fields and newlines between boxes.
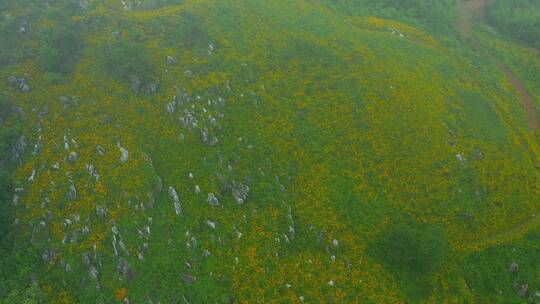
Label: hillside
xmin=1 ymin=0 xmax=539 ymax=303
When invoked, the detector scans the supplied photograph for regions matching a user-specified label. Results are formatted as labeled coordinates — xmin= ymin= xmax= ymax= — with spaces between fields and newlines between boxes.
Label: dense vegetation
xmin=36 ymin=11 xmax=83 ymax=75
xmin=321 ymin=0 xmax=459 ymax=32
xmin=0 ymin=0 xmax=538 ymax=302
xmin=0 ymin=96 xmax=43 ymax=303
xmin=486 ymin=0 xmax=540 ymax=49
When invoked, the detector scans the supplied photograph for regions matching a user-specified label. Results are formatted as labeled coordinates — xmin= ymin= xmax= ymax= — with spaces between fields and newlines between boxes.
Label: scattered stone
xmin=182 ymin=273 xmax=197 ymax=285
xmin=117 ymin=258 xmax=131 ymax=280
xmin=167 ymin=101 xmax=176 ymax=114
xmin=96 ymin=206 xmax=108 ymax=218
xmin=232 ymin=183 xmax=249 ymax=204
xmin=7 ymin=76 xmax=31 ymax=93
xmin=96 ymin=145 xmax=106 ymax=156
xmin=514 ymin=283 xmax=528 ymax=297
xmin=476 ymin=148 xmax=484 ymax=160
xmin=388 ymin=27 xmax=404 ymax=38
xmin=7 ymin=75 xmax=17 ymax=86
xmin=86 ymin=164 xmax=100 ymax=181
xmin=68 ymin=151 xmax=78 ymax=163
xmin=206 ymin=220 xmax=216 ymax=229
xmin=130 ymin=75 xmax=141 ymax=94
xmin=166 ymin=56 xmax=177 ymax=65
xmin=32 ymin=142 xmax=42 ymax=156
xmin=508 ymin=262 xmax=519 ymax=273
xmin=155 ymin=175 xmax=163 ymax=194
xmin=207 ymin=193 xmax=219 ymax=206
xmin=143 ymin=82 xmax=159 ymax=95
xmin=194 ymin=185 xmax=201 ymax=194
xmin=61 ymin=259 xmax=72 ymax=272
xmin=456 ymin=153 xmax=466 ymax=163
xmin=79 ymin=0 xmax=90 ymax=9
xmin=117 ymin=142 xmax=129 ymax=163
xmin=28 ymin=169 xmax=36 ymax=182
xmin=68 ymin=184 xmax=77 ymax=201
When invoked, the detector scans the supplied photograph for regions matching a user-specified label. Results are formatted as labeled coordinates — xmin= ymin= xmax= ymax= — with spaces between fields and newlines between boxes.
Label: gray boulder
xmin=508 ymin=262 xmax=519 ymax=273
xmin=117 ymin=142 xmax=129 ymax=163
xmin=166 ymin=56 xmax=177 ymax=65
xmin=68 ymin=184 xmax=78 ymax=200
xmin=207 ymin=193 xmax=219 ymax=206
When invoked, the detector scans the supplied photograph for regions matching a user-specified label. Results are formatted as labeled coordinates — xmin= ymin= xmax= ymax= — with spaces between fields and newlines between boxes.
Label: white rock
xmin=117 ymin=142 xmax=129 ymax=163
xmin=168 ymin=186 xmax=182 ymax=215
xmin=207 ymin=193 xmax=219 ymax=206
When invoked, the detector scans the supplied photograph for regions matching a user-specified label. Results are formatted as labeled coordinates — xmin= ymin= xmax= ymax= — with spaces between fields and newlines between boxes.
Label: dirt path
xmin=457 ymin=0 xmax=540 ymax=251
xmin=458 ymin=0 xmax=539 ymax=133
xmin=458 ymin=0 xmax=486 ymax=38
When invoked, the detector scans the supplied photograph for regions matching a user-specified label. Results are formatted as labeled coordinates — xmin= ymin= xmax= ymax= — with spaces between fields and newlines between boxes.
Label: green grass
xmin=0 ymin=0 xmax=539 ymax=302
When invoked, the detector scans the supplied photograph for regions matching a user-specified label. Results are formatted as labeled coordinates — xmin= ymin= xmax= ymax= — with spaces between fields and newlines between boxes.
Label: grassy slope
xmin=1 ymin=0 xmax=539 ymax=302
xmin=475 ymin=27 xmax=540 ymax=127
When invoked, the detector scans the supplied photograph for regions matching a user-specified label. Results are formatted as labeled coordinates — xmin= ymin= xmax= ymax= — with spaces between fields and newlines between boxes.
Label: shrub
xmin=374 ymin=222 xmax=449 ymax=275
xmin=102 ymin=39 xmax=156 ymax=87
xmin=36 ymin=14 xmax=83 ymax=74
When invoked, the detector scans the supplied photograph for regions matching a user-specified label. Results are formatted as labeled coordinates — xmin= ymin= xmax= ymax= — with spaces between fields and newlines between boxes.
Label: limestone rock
xmin=207 ymin=193 xmax=219 ymax=206
xmin=166 ymin=56 xmax=177 ymax=65
xmin=117 ymin=142 xmax=129 ymax=163
xmin=168 ymin=186 xmax=182 ymax=215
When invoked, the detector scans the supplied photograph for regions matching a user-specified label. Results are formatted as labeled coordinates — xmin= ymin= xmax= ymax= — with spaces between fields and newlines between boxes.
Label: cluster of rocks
xmin=7 ymin=75 xmax=31 ymax=92
xmin=120 ymin=0 xmax=160 ymax=10
xmin=11 ymin=135 xmax=26 ymax=165
xmin=508 ymin=262 xmax=540 ymax=302
xmin=167 ymin=89 xmax=226 ymax=147
xmin=129 ymin=75 xmax=159 ymax=95
xmin=388 ymin=27 xmax=404 ymax=38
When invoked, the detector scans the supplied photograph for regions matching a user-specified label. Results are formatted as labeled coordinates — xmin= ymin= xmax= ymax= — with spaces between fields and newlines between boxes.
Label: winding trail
xmin=459 ymin=0 xmax=539 ymax=133
xmin=458 ymin=0 xmax=540 ymax=250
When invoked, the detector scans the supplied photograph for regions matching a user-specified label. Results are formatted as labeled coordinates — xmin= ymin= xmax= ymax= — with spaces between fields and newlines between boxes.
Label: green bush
xmin=319 ymin=0 xmax=458 ymax=33
xmin=374 ymin=222 xmax=449 ymax=275
xmin=487 ymin=0 xmax=540 ymax=49
xmin=0 ymin=284 xmax=43 ymax=304
xmin=102 ymin=39 xmax=156 ymax=86
xmin=36 ymin=14 xmax=83 ymax=74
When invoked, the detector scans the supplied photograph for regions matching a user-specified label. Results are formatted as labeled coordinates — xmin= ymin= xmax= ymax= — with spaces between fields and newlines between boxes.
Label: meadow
xmin=0 ymin=0 xmax=539 ymax=303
